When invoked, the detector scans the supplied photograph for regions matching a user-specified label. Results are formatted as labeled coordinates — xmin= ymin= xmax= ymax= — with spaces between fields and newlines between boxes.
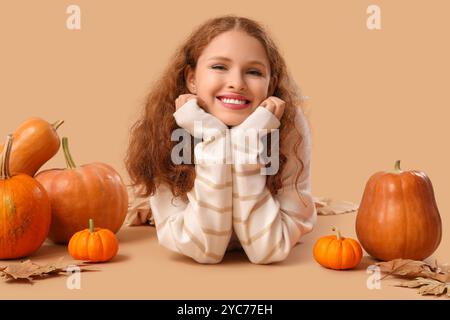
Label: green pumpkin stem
xmin=394 ymin=160 xmax=402 ymax=173
xmin=52 ymin=120 xmax=64 ymax=131
xmin=89 ymin=219 xmax=94 ymax=233
xmin=0 ymin=134 xmax=13 ymax=180
xmin=332 ymin=227 xmax=343 ymax=240
xmin=62 ymin=137 xmax=77 ymax=169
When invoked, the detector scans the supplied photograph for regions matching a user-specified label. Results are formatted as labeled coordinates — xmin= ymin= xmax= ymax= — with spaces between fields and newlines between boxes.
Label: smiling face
xmin=186 ymin=30 xmax=271 ymax=126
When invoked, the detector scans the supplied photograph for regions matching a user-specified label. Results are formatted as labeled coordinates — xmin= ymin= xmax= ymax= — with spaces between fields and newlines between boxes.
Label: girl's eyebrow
xmin=207 ymin=56 xmax=268 ymax=69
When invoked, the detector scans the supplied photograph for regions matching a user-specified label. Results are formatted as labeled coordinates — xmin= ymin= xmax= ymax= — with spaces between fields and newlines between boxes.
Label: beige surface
xmin=0 ymin=213 xmax=446 ymax=300
xmin=0 ymin=0 xmax=449 ymax=299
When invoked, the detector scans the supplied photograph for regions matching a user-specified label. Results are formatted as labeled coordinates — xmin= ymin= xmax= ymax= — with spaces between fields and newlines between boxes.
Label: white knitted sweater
xmin=150 ymin=99 xmax=317 ymax=264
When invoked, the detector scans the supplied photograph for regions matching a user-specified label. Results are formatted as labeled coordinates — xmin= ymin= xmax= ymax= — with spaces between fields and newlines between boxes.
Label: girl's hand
xmin=260 ymin=96 xmax=285 ymax=120
xmin=175 ymin=94 xmax=206 ymax=111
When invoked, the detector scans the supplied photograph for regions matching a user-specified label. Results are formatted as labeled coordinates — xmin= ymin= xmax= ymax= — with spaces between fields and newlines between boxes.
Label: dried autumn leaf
xmin=126 ymin=186 xmax=153 ymax=226
xmin=0 ymin=260 xmax=41 ymax=281
xmin=377 ymin=259 xmax=430 ymax=278
xmin=396 ymin=277 xmax=450 ymax=297
xmin=313 ymin=197 xmax=329 ymax=208
xmin=376 ymin=259 xmax=450 ymax=283
xmin=376 ymin=259 xmax=450 ymax=297
xmin=0 ymin=257 xmax=96 ymax=283
xmin=313 ymin=197 xmax=359 ymax=215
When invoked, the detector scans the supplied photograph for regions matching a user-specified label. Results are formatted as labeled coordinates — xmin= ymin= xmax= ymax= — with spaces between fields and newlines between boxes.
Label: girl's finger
xmin=259 ymin=98 xmax=270 ymax=107
xmin=260 ymin=96 xmax=286 ymax=119
xmin=274 ymin=104 xmax=285 ymax=120
xmin=270 ymin=98 xmax=285 ymax=119
xmin=268 ymin=101 xmax=284 ymax=120
xmin=270 ymin=96 xmax=284 ymax=104
xmin=262 ymin=97 xmax=279 ymax=109
xmin=265 ymin=103 xmax=276 ymax=114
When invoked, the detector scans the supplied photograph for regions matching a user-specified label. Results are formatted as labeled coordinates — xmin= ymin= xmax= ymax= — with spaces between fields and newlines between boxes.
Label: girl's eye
xmin=211 ymin=65 xmax=227 ymax=70
xmin=210 ymin=65 xmax=263 ymax=76
xmin=248 ymin=69 xmax=263 ymax=76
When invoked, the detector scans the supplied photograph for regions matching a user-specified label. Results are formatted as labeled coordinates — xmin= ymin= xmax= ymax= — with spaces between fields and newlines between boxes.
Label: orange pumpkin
xmin=0 ymin=135 xmax=52 ymax=259
xmin=313 ymin=227 xmax=363 ymax=270
xmin=35 ymin=137 xmax=128 ymax=244
xmin=0 ymin=118 xmax=63 ymax=176
xmin=68 ymin=219 xmax=119 ymax=262
xmin=356 ymin=160 xmax=442 ymax=261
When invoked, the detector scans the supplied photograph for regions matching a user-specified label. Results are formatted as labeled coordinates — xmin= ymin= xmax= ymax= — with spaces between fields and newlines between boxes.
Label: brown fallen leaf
xmin=396 ymin=277 xmax=450 ymax=297
xmin=0 ymin=257 xmax=97 ymax=283
xmin=125 ymin=186 xmax=154 ymax=226
xmin=313 ymin=196 xmax=359 ymax=215
xmin=376 ymin=259 xmax=450 ymax=297
xmin=376 ymin=259 xmax=450 ymax=283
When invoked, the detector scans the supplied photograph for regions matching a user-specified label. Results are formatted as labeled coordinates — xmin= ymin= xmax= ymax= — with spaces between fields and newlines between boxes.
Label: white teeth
xmin=221 ymin=98 xmax=247 ymax=105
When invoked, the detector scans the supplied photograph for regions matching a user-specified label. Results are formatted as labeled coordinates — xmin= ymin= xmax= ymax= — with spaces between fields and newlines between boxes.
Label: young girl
xmin=126 ymin=15 xmax=316 ymax=264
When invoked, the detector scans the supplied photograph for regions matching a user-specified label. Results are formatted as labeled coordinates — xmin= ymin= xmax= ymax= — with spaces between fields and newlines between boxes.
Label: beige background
xmin=0 ymin=0 xmax=449 ymax=299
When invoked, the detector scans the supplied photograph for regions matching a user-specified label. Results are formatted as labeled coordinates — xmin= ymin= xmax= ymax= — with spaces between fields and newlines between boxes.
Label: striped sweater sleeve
xmin=230 ymin=106 xmax=317 ymax=264
xmin=150 ymin=99 xmax=232 ymax=264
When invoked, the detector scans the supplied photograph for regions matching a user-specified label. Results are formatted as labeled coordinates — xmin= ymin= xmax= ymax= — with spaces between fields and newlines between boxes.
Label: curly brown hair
xmin=126 ymin=15 xmax=305 ymax=199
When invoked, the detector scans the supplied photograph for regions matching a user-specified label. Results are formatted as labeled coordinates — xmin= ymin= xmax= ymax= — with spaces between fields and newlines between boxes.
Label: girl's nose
xmin=226 ymin=71 xmax=246 ymax=91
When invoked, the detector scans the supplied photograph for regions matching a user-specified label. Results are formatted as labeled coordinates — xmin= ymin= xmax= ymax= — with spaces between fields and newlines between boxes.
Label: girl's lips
xmin=216 ymin=97 xmax=251 ymax=110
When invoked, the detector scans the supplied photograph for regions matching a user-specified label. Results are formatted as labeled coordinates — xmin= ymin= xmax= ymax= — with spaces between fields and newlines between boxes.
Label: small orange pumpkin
xmin=313 ymin=227 xmax=363 ymax=270
xmin=68 ymin=218 xmax=119 ymax=262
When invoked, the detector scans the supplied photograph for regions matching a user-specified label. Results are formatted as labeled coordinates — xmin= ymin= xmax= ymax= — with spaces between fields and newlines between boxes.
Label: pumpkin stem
xmin=89 ymin=218 xmax=94 ymax=233
xmin=0 ymin=134 xmax=13 ymax=180
xmin=394 ymin=160 xmax=402 ymax=173
xmin=332 ymin=227 xmax=343 ymax=240
xmin=51 ymin=120 xmax=64 ymax=131
xmin=62 ymin=137 xmax=77 ymax=169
